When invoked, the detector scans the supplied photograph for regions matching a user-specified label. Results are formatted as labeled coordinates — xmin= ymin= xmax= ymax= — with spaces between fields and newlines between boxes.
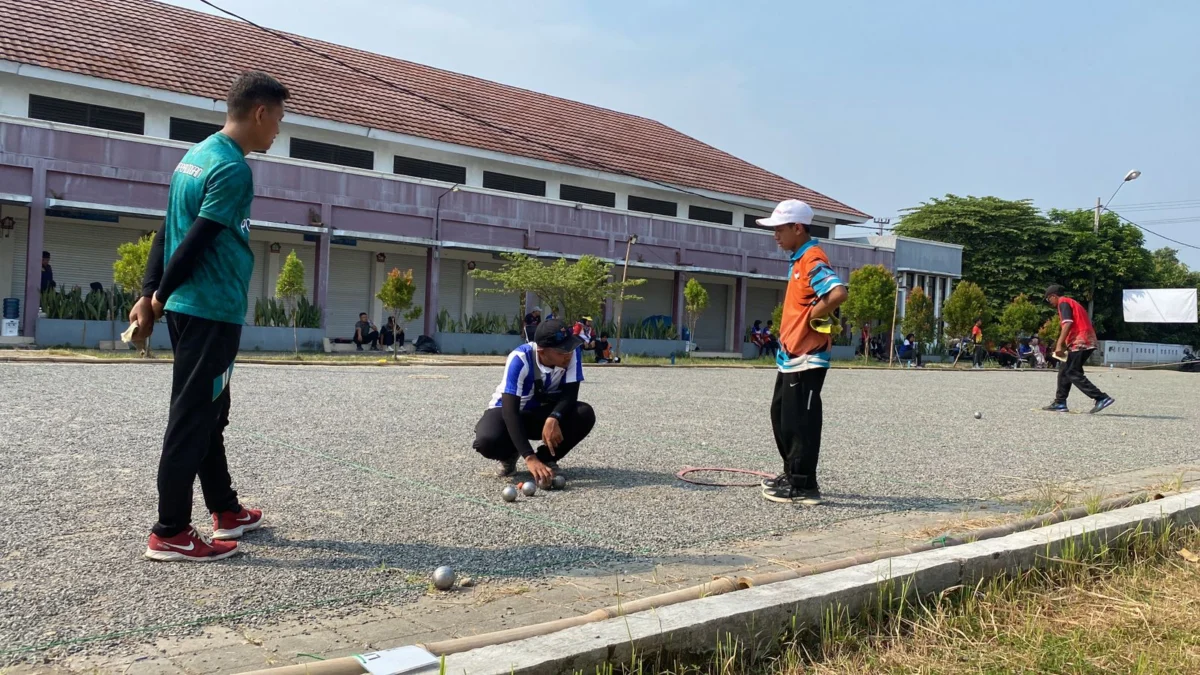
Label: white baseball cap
xmin=756 ymin=199 xmax=814 ymax=227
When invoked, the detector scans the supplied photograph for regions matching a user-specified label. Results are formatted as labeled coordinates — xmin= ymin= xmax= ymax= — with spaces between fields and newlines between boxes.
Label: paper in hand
xmin=121 ymin=321 xmax=151 ymax=357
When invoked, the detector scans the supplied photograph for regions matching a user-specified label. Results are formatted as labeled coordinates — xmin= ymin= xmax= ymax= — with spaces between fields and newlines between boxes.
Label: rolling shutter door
xmin=438 ymin=259 xmax=464 ymax=325
xmin=244 ymin=241 xmax=266 ymax=325
xmin=746 ymin=287 xmax=779 ymax=332
xmin=326 ymin=247 xmax=372 ymax=338
xmin=388 ymin=254 xmax=427 ymax=336
xmin=694 ymin=282 xmax=728 ymax=351
xmin=625 ymin=277 xmax=673 ymax=322
xmin=472 ymin=262 xmax=520 ymax=322
xmin=43 ymin=221 xmax=145 ymax=292
xmin=10 ymin=217 xmax=28 ymax=303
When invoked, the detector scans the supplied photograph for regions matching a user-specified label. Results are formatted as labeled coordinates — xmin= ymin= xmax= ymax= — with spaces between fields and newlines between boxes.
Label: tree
xmin=997 ymin=293 xmax=1043 ymax=343
xmin=894 ymin=195 xmax=1052 ymax=318
xmin=1038 ymin=316 xmax=1061 ymax=345
xmin=276 ymin=250 xmax=306 ymax=353
xmin=113 ymin=232 xmax=154 ymax=292
xmin=772 ymin=303 xmax=783 ymax=330
xmin=472 ymin=253 xmax=643 ymax=323
xmin=942 ymin=281 xmax=989 ymax=341
xmin=377 ymin=268 xmax=424 ymax=360
xmin=683 ymin=277 xmax=708 ymax=351
xmin=841 ymin=264 xmax=895 ymax=359
xmin=1045 ymin=208 xmax=1155 ymax=338
xmin=901 ymin=287 xmax=935 ymax=353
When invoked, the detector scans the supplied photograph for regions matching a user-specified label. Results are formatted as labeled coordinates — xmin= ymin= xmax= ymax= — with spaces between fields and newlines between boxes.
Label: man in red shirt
xmin=1043 ymin=285 xmax=1114 ymax=414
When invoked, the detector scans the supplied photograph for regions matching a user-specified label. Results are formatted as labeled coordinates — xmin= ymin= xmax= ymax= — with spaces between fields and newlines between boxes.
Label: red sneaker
xmin=212 ymin=507 xmax=264 ymax=540
xmin=145 ymin=527 xmax=239 ymax=562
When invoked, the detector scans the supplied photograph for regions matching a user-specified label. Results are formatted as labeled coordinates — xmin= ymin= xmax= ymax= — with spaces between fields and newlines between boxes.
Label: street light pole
xmin=434 ymin=183 xmax=460 ymax=241
xmin=1089 ymin=170 xmax=1141 ymax=316
xmin=613 ymin=234 xmax=637 ymax=361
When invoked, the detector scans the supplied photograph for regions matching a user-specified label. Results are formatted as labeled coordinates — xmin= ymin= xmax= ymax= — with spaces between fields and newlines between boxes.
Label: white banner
xmin=1122 ymin=288 xmax=1198 ymax=323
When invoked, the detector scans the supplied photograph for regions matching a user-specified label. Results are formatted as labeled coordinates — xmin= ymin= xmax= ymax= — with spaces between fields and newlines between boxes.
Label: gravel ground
xmin=1 ymin=362 xmax=1197 ymax=663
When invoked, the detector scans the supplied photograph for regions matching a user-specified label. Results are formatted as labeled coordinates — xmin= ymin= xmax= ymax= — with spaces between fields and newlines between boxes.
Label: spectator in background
xmin=523 ymin=307 xmax=542 ymax=341
xmin=760 ymin=320 xmax=780 ymax=356
xmin=354 ymin=312 xmax=379 ymax=351
xmin=898 ymin=333 xmax=923 ymax=367
xmin=1029 ymin=336 xmax=1048 ymax=368
xmin=750 ymin=320 xmax=765 ymax=350
xmin=380 ymin=316 xmax=404 ymax=352
xmin=40 ymin=251 xmax=55 ymax=291
xmin=594 ymin=332 xmax=612 ymax=363
xmin=971 ymin=319 xmax=986 ymax=369
xmin=997 ymin=341 xmax=1019 ymax=368
xmin=573 ymin=316 xmax=596 ymax=351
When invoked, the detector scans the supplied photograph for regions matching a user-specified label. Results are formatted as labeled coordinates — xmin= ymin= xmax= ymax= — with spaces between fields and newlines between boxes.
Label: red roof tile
xmin=0 ymin=0 xmax=868 ymax=218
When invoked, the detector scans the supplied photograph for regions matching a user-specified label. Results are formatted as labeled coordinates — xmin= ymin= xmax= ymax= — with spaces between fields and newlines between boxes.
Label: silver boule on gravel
xmin=501 ymin=485 xmax=518 ymax=502
xmin=537 ymin=475 xmax=552 ymax=490
xmin=520 ymin=481 xmax=537 ymax=497
xmin=974 ymin=411 xmax=983 ymax=419
xmin=432 ymin=565 xmax=456 ymax=591
xmin=552 ymin=474 xmax=567 ymax=490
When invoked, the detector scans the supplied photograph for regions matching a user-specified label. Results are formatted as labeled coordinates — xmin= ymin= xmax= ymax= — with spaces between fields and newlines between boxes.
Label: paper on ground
xmin=355 ymin=645 xmax=439 ymax=675
xmin=1122 ymin=288 xmax=1197 ymax=323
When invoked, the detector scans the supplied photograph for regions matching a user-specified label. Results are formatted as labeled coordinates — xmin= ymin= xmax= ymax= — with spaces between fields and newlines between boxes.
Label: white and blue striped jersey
xmin=487 ymin=343 xmax=584 ymax=410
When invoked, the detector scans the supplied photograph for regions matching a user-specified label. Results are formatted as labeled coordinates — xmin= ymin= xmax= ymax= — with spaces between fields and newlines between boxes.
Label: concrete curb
xmin=419 ymin=491 xmax=1200 ymax=675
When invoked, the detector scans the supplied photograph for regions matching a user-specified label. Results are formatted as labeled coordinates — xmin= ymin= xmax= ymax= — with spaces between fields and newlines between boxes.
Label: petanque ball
xmin=520 ymin=481 xmax=537 ymax=497
xmin=537 ymin=476 xmax=552 ymax=490
xmin=432 ymin=565 xmax=456 ymax=591
xmin=552 ymin=474 xmax=567 ymax=490
xmin=974 ymin=411 xmax=983 ymax=419
xmin=501 ymin=485 xmax=518 ymax=502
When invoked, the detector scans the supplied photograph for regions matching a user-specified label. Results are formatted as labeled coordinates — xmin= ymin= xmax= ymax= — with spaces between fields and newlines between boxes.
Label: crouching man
xmin=472 ymin=319 xmax=596 ymax=484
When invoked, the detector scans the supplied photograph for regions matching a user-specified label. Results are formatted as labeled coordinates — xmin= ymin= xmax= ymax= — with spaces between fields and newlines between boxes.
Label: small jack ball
xmin=501 ymin=485 xmax=518 ymax=502
xmin=974 ymin=411 xmax=983 ymax=419
xmin=432 ymin=566 xmax=456 ymax=591
xmin=552 ymin=474 xmax=567 ymax=490
xmin=520 ymin=481 xmax=537 ymax=497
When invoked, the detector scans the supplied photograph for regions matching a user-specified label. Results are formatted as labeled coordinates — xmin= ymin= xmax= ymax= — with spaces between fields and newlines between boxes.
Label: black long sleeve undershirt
xmin=500 ymin=380 xmax=580 ymax=459
xmin=140 ymin=217 xmax=225 ymax=302
xmin=500 ymin=393 xmax=534 ymax=458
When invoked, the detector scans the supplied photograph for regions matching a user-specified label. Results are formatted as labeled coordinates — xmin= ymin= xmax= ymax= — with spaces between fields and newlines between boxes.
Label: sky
xmin=163 ymin=0 xmax=1200 ymax=268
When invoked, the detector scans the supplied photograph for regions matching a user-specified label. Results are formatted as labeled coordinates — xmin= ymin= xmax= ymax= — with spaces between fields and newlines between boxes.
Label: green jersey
xmin=162 ymin=132 xmax=255 ymax=325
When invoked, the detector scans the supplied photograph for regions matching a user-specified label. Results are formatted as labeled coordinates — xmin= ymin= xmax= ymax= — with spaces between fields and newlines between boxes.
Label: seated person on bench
xmin=472 ymin=319 xmax=596 ymax=485
xmin=354 ymin=313 xmax=379 ymax=351
xmin=380 ymin=316 xmax=405 ymax=352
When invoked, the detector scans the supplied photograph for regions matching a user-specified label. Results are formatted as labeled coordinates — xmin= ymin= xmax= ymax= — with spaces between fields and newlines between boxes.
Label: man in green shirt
xmin=130 ymin=71 xmax=290 ymax=562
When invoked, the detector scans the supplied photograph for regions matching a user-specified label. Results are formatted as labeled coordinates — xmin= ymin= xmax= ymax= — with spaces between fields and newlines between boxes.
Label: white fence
xmin=1100 ymin=340 xmax=1186 ymax=366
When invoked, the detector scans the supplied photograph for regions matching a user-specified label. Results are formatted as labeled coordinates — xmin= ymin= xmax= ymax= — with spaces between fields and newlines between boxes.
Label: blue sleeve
xmin=501 ymin=350 xmax=528 ymax=396
xmin=809 ymin=261 xmax=844 ymax=297
xmin=199 ymin=161 xmax=253 ymax=229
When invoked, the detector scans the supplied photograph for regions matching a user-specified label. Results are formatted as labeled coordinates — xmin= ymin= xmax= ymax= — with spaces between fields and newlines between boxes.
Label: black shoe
xmin=761 ymin=473 xmax=789 ymax=490
xmin=496 ymin=459 xmax=516 ymax=478
xmin=1042 ymin=402 xmax=1069 ymax=413
xmin=797 ymin=487 xmax=823 ymax=506
xmin=761 ymin=485 xmax=801 ymax=504
xmin=1089 ymin=397 xmax=1115 ymax=414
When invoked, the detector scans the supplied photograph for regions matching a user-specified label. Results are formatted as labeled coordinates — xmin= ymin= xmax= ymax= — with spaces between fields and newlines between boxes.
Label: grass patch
xmin=590 ymin=524 xmax=1200 ymax=674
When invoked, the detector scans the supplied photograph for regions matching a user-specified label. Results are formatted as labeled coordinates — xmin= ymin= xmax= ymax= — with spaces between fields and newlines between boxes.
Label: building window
xmin=482 ymin=171 xmax=545 ymax=197
xmin=628 ymin=195 xmax=677 ymax=217
xmin=169 ymin=118 xmax=222 ymax=144
xmin=394 ymin=156 xmax=467 ymax=183
xmin=743 ymin=213 xmax=767 ymax=228
xmin=688 ymin=205 xmax=733 ymax=225
xmin=559 ymin=184 xmax=615 ymax=208
xmin=29 ymin=95 xmax=144 ymax=134
xmin=290 ymin=138 xmax=374 ymax=170
xmin=809 ymin=223 xmax=831 ymax=239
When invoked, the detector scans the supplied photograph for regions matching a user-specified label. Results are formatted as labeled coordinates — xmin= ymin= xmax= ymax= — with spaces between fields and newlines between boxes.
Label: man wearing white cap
xmin=756 ymin=200 xmax=848 ymax=505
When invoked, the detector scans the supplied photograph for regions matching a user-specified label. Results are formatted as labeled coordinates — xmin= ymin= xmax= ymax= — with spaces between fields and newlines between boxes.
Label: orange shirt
xmin=778 ymin=240 xmax=844 ymax=372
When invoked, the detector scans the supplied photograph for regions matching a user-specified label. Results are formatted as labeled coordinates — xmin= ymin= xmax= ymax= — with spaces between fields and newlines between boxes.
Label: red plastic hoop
xmin=675 ymin=466 xmax=775 ymax=487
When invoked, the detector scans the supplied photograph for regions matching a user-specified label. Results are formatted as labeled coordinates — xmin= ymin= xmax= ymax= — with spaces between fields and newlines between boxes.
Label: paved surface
xmin=1 ymin=363 xmax=1197 ymax=673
